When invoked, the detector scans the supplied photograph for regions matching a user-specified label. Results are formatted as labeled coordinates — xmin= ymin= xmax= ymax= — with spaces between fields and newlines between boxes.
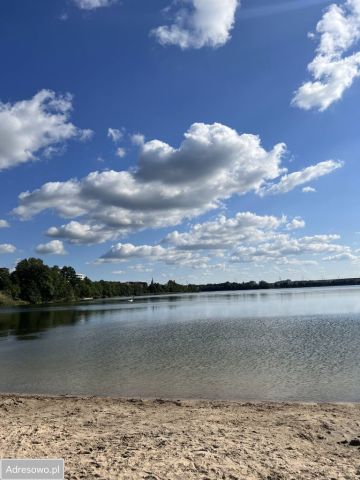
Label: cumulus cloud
xmin=99 ymin=243 xmax=209 ymax=268
xmin=108 ymin=128 xmax=124 ymax=143
xmin=260 ymin=160 xmax=343 ymax=195
xmin=99 ymin=211 xmax=352 ymax=270
xmin=135 ymin=123 xmax=285 ymax=186
xmin=293 ymin=0 xmax=360 ymax=110
xmin=0 ymin=244 xmax=16 ymax=254
xmin=0 ymin=90 xmax=91 ymax=171
xmin=13 ymin=123 xmax=285 ymax=241
xmin=231 ymin=234 xmax=351 ymax=266
xmin=13 ymin=123 xmax=340 ymax=246
xmin=73 ymin=0 xmax=117 ymax=10
xmin=35 ymin=240 xmax=67 ymax=255
xmin=302 ymin=186 xmax=317 ymax=193
xmin=46 ymin=221 xmax=117 ymax=245
xmin=0 ymin=220 xmax=9 ymax=228
xmin=324 ymin=252 xmax=359 ymax=261
xmin=162 ymin=214 xmax=332 ymax=264
xmin=152 ymin=0 xmax=240 ymax=49
xmin=286 ymin=217 xmax=306 ymax=230
xmin=232 ymin=234 xmax=348 ymax=263
xmin=131 ymin=133 xmax=145 ymax=146
xmin=163 ymin=212 xmax=289 ymax=251
xmin=116 ymin=147 xmax=126 ymax=158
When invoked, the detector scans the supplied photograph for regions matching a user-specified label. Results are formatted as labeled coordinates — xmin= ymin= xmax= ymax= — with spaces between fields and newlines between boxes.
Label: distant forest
xmin=1 ymin=257 xmax=360 ymax=305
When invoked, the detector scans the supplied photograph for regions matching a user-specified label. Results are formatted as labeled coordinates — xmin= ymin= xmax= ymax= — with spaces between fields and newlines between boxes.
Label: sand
xmin=0 ymin=395 xmax=360 ymax=479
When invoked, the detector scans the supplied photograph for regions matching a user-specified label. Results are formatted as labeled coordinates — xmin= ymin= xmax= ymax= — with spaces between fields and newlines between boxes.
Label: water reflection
xmin=0 ymin=287 xmax=359 ymax=401
xmin=0 ymin=309 xmax=92 ymax=340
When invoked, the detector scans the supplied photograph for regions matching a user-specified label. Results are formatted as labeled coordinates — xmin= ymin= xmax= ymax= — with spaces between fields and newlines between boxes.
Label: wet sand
xmin=0 ymin=395 xmax=359 ymax=479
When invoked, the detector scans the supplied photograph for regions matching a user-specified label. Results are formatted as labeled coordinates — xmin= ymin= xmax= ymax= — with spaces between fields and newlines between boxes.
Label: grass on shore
xmin=0 ymin=291 xmax=27 ymax=307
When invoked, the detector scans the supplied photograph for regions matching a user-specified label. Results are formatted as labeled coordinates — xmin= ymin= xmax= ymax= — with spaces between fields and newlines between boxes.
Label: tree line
xmin=0 ymin=258 xmax=198 ymax=305
xmin=1 ymin=257 xmax=360 ymax=305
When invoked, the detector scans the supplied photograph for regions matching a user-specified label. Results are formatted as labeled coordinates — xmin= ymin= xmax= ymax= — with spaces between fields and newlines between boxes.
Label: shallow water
xmin=0 ymin=286 xmax=360 ymax=401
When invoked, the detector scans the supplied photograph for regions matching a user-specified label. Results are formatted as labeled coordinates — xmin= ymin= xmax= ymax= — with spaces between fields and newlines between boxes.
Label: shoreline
xmin=1 ymin=394 xmax=359 ymax=479
xmin=2 ymin=283 xmax=360 ymax=309
xmin=1 ymin=391 xmax=360 ymax=405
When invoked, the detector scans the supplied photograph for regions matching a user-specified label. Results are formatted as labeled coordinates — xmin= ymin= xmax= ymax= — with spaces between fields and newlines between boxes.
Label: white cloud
xmin=108 ymin=128 xmax=124 ymax=143
xmin=232 ymin=234 xmax=348 ymax=264
xmin=0 ymin=90 xmax=91 ymax=171
xmin=274 ymin=258 xmax=318 ymax=266
xmin=46 ymin=221 xmax=117 ymax=245
xmin=163 ymin=214 xmax=348 ymax=266
xmin=286 ymin=217 xmax=306 ymax=230
xmin=99 ymin=211 xmax=351 ymax=271
xmin=324 ymin=252 xmax=359 ymax=261
xmin=302 ymin=186 xmax=317 ymax=193
xmin=78 ymin=129 xmax=94 ymax=141
xmin=13 ymin=123 xmax=285 ymax=241
xmin=13 ymin=123 xmax=340 ymax=246
xmin=131 ymin=133 xmax=145 ymax=146
xmin=116 ymin=147 xmax=126 ymax=158
xmin=73 ymin=0 xmax=116 ymax=10
xmin=293 ymin=0 xmax=360 ymax=110
xmin=99 ymin=243 xmax=208 ymax=268
xmin=0 ymin=244 xmax=16 ymax=254
xmin=35 ymin=240 xmax=67 ymax=255
xmin=0 ymin=220 xmax=9 ymax=228
xmin=164 ymin=215 xmax=342 ymax=264
xmin=260 ymin=160 xmax=343 ymax=195
xmin=130 ymin=265 xmax=154 ymax=273
xmin=135 ymin=123 xmax=285 ymax=186
xmin=163 ymin=212 xmax=288 ymax=251
xmin=152 ymin=0 xmax=240 ymax=49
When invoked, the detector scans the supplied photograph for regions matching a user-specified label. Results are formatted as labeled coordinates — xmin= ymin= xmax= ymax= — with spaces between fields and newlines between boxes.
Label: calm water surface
xmin=0 ymin=287 xmax=360 ymax=401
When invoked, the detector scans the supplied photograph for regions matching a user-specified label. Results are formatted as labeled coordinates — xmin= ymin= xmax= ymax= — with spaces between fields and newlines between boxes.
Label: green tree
xmin=60 ymin=266 xmax=79 ymax=288
xmin=0 ymin=268 xmax=12 ymax=293
xmin=13 ymin=258 xmax=55 ymax=303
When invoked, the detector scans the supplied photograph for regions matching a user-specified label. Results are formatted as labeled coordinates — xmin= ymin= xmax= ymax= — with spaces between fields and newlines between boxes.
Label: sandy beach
xmin=0 ymin=395 xmax=359 ymax=479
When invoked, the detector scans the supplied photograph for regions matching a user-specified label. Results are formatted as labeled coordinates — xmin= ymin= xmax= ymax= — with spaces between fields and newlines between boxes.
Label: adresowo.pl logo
xmin=0 ymin=459 xmax=64 ymax=480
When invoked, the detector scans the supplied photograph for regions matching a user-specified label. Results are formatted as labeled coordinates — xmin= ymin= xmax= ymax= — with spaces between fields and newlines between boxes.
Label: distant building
xmin=76 ymin=273 xmax=86 ymax=281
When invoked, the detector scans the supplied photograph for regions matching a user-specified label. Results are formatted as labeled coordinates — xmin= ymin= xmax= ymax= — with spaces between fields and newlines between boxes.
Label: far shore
xmin=2 ymin=282 xmax=360 ymax=310
xmin=0 ymin=394 xmax=359 ymax=479
xmin=2 ymin=256 xmax=360 ymax=309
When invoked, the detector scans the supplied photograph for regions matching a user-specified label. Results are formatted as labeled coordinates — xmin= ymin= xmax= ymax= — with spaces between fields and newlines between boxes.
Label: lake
xmin=0 ymin=286 xmax=360 ymax=402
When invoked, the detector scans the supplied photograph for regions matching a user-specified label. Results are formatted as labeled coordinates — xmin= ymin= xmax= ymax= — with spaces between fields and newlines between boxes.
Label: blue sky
xmin=0 ymin=0 xmax=360 ymax=283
